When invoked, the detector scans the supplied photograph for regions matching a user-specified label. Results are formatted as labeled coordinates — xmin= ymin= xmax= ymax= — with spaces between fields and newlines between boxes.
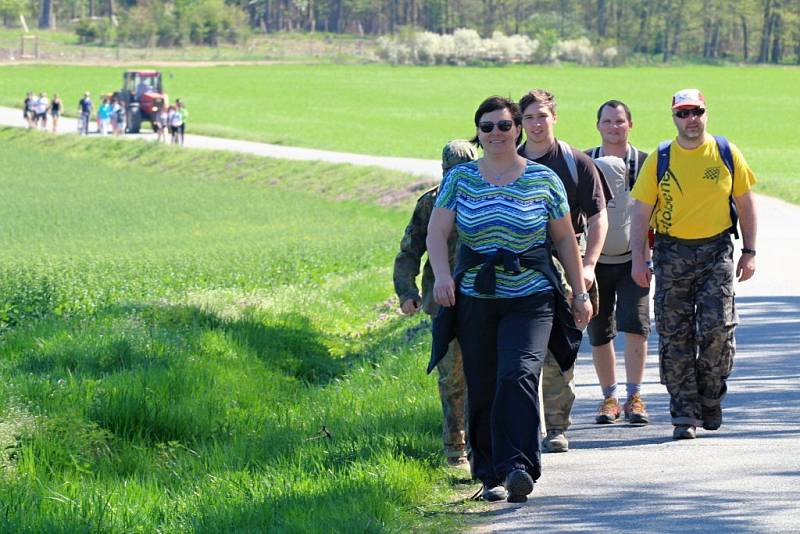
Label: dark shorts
xmin=587 ymin=260 xmax=651 ymax=346
xmin=35 ymin=112 xmax=47 ymax=121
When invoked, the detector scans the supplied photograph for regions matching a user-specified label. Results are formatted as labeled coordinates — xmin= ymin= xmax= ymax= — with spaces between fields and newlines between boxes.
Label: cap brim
xmin=672 ymin=100 xmax=705 ymax=109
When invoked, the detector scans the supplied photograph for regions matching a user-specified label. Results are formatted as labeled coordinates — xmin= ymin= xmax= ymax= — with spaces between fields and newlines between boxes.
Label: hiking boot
xmin=446 ymin=456 xmax=471 ymax=473
xmin=481 ymin=482 xmax=508 ymax=502
xmin=702 ymin=405 xmax=723 ymax=430
xmin=623 ymin=394 xmax=650 ymax=425
xmin=595 ymin=396 xmax=622 ymax=424
xmin=672 ymin=425 xmax=696 ymax=440
xmin=543 ymin=429 xmax=569 ymax=453
xmin=504 ymin=469 xmax=534 ymax=503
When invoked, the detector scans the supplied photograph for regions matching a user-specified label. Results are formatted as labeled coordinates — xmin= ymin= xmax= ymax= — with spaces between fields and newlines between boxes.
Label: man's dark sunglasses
xmin=674 ymin=108 xmax=706 ymax=119
xmin=479 ymin=120 xmax=514 ymax=133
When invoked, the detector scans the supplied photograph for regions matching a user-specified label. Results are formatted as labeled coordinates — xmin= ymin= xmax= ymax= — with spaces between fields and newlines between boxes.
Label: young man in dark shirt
xmin=517 ymin=89 xmax=611 ymax=452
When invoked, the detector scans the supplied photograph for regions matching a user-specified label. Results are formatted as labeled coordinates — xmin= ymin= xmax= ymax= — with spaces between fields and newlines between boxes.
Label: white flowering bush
xmin=412 ymin=31 xmax=440 ymax=65
xmin=600 ymin=46 xmax=619 ymax=66
xmin=551 ymin=37 xmax=595 ymax=65
xmin=376 ymin=28 xmax=541 ymax=66
xmin=452 ymin=28 xmax=484 ymax=64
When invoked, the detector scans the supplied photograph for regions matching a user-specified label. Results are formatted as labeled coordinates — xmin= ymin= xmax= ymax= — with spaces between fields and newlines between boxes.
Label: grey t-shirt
xmin=586 ymin=145 xmax=648 ymax=264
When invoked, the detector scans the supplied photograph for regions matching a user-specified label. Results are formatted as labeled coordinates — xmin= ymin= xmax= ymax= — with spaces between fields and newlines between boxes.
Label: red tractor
xmin=113 ymin=70 xmax=168 ymax=133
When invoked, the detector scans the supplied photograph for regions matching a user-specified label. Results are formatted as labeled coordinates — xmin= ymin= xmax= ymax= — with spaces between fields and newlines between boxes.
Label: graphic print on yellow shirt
xmin=631 ymin=135 xmax=757 ymax=239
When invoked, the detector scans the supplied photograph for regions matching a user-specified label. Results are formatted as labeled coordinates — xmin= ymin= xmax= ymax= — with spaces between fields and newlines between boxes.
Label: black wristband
xmin=741 ymin=248 xmax=756 ymax=256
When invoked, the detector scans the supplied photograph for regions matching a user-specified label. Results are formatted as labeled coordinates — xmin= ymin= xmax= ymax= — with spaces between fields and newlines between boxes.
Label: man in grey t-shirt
xmin=585 ymin=100 xmax=651 ymax=426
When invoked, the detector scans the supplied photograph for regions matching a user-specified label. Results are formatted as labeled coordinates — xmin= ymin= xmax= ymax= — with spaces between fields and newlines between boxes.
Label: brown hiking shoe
xmin=543 ymin=429 xmax=568 ymax=452
xmin=446 ymin=456 xmax=471 ymax=473
xmin=595 ymin=396 xmax=622 ymax=424
xmin=623 ymin=393 xmax=650 ymax=425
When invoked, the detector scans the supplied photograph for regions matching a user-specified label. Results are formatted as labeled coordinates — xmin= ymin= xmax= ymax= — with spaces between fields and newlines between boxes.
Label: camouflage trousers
xmin=436 ymin=339 xmax=468 ymax=458
xmin=654 ymin=234 xmax=738 ymax=427
xmin=541 ymin=255 xmax=598 ymax=431
xmin=542 ymin=350 xmax=575 ymax=430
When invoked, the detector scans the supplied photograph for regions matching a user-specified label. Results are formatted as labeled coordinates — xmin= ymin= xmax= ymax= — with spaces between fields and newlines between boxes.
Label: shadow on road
xmin=474 ymin=296 xmax=800 ymax=532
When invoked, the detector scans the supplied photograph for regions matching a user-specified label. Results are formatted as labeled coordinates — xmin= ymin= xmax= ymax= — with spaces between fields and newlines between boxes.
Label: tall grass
xmin=0 ymin=128 xmax=476 ymax=532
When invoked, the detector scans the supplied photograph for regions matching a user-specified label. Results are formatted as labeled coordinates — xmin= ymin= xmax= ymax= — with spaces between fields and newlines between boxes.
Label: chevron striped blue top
xmin=435 ymin=160 xmax=569 ymax=298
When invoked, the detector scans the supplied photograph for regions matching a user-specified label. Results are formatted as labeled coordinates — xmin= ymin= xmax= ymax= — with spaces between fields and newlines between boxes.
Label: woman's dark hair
xmin=470 ymin=95 xmax=523 ymax=147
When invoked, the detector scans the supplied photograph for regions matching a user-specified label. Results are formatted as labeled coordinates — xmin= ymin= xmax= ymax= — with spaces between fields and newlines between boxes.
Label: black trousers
xmin=456 ymin=291 xmax=554 ymax=485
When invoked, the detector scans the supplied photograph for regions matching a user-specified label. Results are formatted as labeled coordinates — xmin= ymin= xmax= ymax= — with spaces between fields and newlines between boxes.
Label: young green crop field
xmin=1 ymin=63 xmax=797 ymax=203
xmin=0 ymin=127 xmax=480 ymax=532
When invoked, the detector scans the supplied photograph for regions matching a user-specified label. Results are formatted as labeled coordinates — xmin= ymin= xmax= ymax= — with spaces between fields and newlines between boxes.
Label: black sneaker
xmin=480 ymin=482 xmax=507 ymax=502
xmin=702 ymin=405 xmax=722 ymax=430
xmin=672 ymin=424 xmax=696 ymax=440
xmin=504 ymin=469 xmax=534 ymax=503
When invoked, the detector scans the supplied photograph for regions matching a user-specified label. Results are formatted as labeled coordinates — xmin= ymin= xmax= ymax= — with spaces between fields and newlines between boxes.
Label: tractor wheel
xmin=127 ymin=106 xmax=142 ymax=134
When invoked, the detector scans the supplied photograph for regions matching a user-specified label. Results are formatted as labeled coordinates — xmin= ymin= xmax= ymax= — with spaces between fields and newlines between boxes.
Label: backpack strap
xmin=625 ymin=145 xmax=639 ymax=190
xmin=656 ymin=140 xmax=672 ymax=182
xmin=713 ymin=135 xmax=735 ymax=178
xmin=557 ymin=140 xmax=579 ymax=187
xmin=713 ymin=135 xmax=739 ymax=239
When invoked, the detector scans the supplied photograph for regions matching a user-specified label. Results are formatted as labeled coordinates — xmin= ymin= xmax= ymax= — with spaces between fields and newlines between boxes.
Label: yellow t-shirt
xmin=631 ymin=134 xmax=757 ymax=239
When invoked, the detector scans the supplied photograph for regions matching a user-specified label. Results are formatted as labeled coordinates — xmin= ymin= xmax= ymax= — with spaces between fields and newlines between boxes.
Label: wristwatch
xmin=741 ymin=248 xmax=756 ymax=256
xmin=573 ymin=292 xmax=590 ymax=302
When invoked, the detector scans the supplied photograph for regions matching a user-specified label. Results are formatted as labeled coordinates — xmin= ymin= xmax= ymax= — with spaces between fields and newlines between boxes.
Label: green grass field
xmin=0 ymin=127 xmax=479 ymax=532
xmin=2 ymin=63 xmax=797 ymax=203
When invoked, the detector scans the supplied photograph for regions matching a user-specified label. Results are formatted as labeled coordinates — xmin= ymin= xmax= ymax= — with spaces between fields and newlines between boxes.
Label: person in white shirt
xmin=34 ymin=92 xmax=49 ymax=130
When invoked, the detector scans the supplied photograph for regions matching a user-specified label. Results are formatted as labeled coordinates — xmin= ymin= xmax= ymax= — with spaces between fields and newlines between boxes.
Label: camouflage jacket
xmin=392 ymin=187 xmax=458 ymax=316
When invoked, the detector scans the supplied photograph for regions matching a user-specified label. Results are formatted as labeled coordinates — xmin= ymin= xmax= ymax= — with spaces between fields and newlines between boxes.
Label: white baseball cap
xmin=671 ymin=88 xmax=706 ymax=109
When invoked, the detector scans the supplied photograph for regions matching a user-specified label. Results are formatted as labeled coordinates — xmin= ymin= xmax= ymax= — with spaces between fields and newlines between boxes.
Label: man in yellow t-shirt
xmin=629 ymin=88 xmax=758 ymax=441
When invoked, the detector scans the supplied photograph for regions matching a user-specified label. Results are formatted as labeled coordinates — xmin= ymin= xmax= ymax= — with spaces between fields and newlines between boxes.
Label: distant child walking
xmin=98 ymin=98 xmax=112 ymax=135
xmin=168 ymin=105 xmax=183 ymax=145
xmin=156 ymin=106 xmax=169 ymax=143
xmin=50 ymin=93 xmax=63 ymax=133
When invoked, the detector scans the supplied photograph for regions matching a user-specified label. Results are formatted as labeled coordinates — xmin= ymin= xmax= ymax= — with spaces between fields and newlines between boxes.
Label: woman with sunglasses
xmin=427 ymin=96 xmax=591 ymax=503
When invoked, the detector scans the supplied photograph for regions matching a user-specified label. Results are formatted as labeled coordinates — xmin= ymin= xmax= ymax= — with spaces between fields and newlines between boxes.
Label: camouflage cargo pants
xmin=542 ymin=350 xmax=575 ymax=430
xmin=654 ymin=235 xmax=738 ymax=427
xmin=437 ymin=339 xmax=468 ymax=458
xmin=541 ymin=255 xmax=598 ymax=431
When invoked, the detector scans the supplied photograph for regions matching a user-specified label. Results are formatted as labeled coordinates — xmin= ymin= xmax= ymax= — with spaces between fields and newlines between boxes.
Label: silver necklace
xmin=482 ymin=160 xmax=519 ymax=183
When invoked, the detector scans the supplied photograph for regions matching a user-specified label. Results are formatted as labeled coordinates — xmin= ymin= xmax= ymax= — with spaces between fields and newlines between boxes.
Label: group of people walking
xmin=25 ymin=90 xmax=188 ymax=144
xmin=23 ymin=91 xmax=63 ymax=132
xmin=393 ymin=87 xmax=758 ymax=503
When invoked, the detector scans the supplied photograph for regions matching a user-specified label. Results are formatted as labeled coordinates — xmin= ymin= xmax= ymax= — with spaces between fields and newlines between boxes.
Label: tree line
xmin=2 ymin=0 xmax=799 ymax=63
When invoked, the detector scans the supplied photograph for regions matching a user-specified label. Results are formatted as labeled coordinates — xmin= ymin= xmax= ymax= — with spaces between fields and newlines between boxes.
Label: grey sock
xmin=626 ymin=382 xmax=641 ymax=399
xmin=602 ymin=383 xmax=618 ymax=399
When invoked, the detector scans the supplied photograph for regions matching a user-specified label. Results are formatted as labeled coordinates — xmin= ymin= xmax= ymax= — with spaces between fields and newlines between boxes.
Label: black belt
xmin=655 ymin=231 xmax=729 ymax=247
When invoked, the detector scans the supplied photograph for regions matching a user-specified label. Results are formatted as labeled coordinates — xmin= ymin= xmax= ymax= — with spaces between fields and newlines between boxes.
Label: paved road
xmin=3 ymin=105 xmax=799 ymax=533
xmin=0 ymin=106 xmax=441 ymax=177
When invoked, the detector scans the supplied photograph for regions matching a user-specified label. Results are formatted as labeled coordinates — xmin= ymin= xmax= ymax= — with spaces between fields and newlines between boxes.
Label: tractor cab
xmin=124 ymin=71 xmax=163 ymax=98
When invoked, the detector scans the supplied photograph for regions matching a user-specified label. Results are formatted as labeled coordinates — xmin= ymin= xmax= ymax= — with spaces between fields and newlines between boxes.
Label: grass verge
xmin=0 ymin=128 xmax=485 ymax=532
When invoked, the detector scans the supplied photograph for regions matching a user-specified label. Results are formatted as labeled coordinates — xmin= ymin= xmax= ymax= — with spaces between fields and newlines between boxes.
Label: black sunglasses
xmin=674 ymin=108 xmax=706 ymax=119
xmin=478 ymin=120 xmax=514 ymax=133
